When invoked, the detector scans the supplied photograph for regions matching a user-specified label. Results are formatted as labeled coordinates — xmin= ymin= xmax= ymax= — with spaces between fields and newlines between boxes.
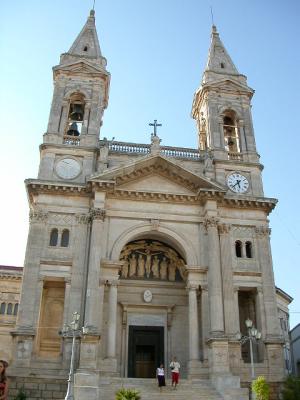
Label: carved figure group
xmin=120 ymin=242 xmax=185 ymax=281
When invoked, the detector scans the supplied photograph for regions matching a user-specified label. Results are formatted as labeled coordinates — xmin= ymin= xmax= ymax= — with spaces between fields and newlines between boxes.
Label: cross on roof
xmin=149 ymin=119 xmax=162 ymax=136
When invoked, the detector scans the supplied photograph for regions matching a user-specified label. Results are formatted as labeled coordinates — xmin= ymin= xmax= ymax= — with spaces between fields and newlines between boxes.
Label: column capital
xmin=186 ymin=282 xmax=199 ymax=291
xmin=200 ymin=284 xmax=208 ymax=292
xmin=255 ymin=225 xmax=271 ymax=237
xmin=76 ymin=213 xmax=91 ymax=224
xmin=90 ymin=207 xmax=106 ymax=221
xmin=29 ymin=210 xmax=48 ymax=223
xmin=218 ymin=223 xmax=231 ymax=235
xmin=203 ymin=216 xmax=219 ymax=230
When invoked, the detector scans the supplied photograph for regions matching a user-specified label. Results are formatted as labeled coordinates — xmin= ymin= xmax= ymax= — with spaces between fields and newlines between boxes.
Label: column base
xmin=211 ymin=375 xmax=249 ymax=400
xmin=187 ymin=359 xmax=208 ymax=379
xmin=99 ymin=357 xmax=118 ymax=376
xmin=74 ymin=372 xmax=99 ymax=400
xmin=79 ymin=334 xmax=101 ymax=369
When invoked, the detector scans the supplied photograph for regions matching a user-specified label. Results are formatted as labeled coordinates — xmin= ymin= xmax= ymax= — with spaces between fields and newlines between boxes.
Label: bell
xmin=227 ymin=137 xmax=235 ymax=146
xmin=69 ymin=104 xmax=84 ymax=121
xmin=66 ymin=122 xmax=80 ymax=136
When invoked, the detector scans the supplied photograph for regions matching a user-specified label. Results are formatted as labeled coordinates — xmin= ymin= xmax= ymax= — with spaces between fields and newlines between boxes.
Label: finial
xmin=90 ymin=9 xmax=95 ymax=17
xmin=212 ymin=25 xmax=217 ymax=33
xmin=92 ymin=0 xmax=96 ymax=11
xmin=210 ymin=6 xmax=215 ymax=25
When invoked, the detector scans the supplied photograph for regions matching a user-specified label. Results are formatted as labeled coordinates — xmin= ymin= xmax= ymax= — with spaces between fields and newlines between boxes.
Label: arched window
xmin=61 ymin=229 xmax=69 ymax=247
xmin=49 ymin=228 xmax=58 ymax=246
xmin=65 ymin=93 xmax=85 ymax=137
xmin=245 ymin=241 xmax=253 ymax=258
xmin=14 ymin=303 xmax=19 ymax=315
xmin=0 ymin=302 xmax=6 ymax=314
xmin=223 ymin=112 xmax=240 ymax=154
xmin=235 ymin=240 xmax=242 ymax=258
xmin=7 ymin=303 xmax=13 ymax=315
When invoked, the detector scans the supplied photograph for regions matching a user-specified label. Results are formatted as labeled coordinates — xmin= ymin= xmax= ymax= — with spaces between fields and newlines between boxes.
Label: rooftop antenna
xmin=210 ymin=6 xmax=215 ymax=26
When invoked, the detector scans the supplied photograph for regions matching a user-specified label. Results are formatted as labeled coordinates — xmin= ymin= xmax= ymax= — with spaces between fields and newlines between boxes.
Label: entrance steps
xmin=97 ymin=377 xmax=224 ymax=400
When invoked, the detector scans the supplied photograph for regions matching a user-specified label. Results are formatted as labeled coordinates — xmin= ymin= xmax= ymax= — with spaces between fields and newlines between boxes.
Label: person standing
xmin=156 ymin=363 xmax=166 ymax=392
xmin=0 ymin=360 xmax=8 ymax=400
xmin=170 ymin=357 xmax=180 ymax=389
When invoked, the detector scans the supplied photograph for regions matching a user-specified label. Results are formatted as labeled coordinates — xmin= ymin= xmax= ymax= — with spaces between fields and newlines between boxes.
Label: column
xmin=219 ymin=223 xmax=238 ymax=335
xmin=256 ymin=226 xmax=284 ymax=380
xmin=204 ymin=216 xmax=224 ymax=335
xmin=84 ymin=208 xmax=106 ymax=333
xmin=255 ymin=226 xmax=280 ymax=338
xmin=16 ymin=210 xmax=48 ymax=331
xmin=12 ymin=211 xmax=48 ymax=366
xmin=200 ymin=285 xmax=210 ymax=362
xmin=188 ymin=283 xmax=200 ymax=361
xmin=107 ymin=281 xmax=119 ymax=358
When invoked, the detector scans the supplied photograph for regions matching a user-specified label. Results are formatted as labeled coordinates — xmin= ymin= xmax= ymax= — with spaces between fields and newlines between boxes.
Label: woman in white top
xmin=170 ymin=357 xmax=180 ymax=389
xmin=156 ymin=363 xmax=166 ymax=392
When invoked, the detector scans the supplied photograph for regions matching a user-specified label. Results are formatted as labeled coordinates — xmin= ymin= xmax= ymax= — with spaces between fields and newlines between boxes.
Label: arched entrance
xmin=118 ymin=239 xmax=187 ymax=378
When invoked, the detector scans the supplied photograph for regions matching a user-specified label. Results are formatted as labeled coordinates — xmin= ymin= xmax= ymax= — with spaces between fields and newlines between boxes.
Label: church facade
xmin=10 ymin=10 xmax=287 ymax=399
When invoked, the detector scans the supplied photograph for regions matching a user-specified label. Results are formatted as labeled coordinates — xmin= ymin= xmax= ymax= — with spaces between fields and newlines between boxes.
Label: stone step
xmin=96 ymin=377 xmax=224 ymax=400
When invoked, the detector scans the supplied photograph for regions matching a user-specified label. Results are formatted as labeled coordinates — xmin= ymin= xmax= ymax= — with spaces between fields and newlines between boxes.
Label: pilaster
xmin=84 ymin=208 xmax=106 ymax=334
xmin=204 ymin=214 xmax=224 ymax=335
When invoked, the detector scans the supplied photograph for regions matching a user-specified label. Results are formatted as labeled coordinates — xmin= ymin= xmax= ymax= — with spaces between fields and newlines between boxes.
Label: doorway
xmin=128 ymin=326 xmax=164 ymax=378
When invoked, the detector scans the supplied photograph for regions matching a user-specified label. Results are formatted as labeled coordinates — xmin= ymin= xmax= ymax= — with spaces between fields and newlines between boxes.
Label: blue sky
xmin=0 ymin=0 xmax=300 ymax=328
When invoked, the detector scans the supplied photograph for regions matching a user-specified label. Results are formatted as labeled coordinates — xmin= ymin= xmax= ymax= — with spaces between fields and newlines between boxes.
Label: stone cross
xmin=149 ymin=119 xmax=162 ymax=136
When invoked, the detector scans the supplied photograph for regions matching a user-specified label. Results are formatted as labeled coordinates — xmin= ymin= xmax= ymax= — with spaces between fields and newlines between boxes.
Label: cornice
xmin=0 ymin=274 xmax=22 ymax=281
xmin=26 ymin=179 xmax=90 ymax=203
xmin=39 ymin=142 xmax=100 ymax=153
xmin=25 ymin=179 xmax=277 ymax=214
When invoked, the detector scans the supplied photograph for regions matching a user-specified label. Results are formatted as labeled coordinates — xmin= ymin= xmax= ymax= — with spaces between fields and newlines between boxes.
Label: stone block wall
xmin=8 ymin=376 xmax=67 ymax=400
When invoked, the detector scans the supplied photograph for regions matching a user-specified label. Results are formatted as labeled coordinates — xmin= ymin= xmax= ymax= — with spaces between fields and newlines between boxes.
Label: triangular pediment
xmin=89 ymin=154 xmax=226 ymax=194
xmin=53 ymin=60 xmax=108 ymax=76
xmin=118 ymin=174 xmax=196 ymax=195
xmin=203 ymin=78 xmax=254 ymax=94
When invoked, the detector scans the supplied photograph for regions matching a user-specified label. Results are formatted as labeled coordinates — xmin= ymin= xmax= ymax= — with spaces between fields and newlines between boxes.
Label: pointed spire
xmin=202 ymin=25 xmax=243 ymax=84
xmin=68 ymin=10 xmax=102 ymax=59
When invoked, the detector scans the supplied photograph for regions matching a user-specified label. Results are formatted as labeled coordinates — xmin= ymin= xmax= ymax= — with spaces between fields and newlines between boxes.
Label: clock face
xmin=55 ymin=158 xmax=81 ymax=179
xmin=227 ymin=172 xmax=249 ymax=193
xmin=143 ymin=289 xmax=153 ymax=303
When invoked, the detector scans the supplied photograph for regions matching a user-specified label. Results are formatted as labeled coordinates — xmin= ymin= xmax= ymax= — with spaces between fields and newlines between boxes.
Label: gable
xmin=204 ymin=78 xmax=254 ymax=95
xmin=118 ymin=174 xmax=196 ymax=195
xmin=53 ymin=61 xmax=108 ymax=76
xmin=90 ymin=154 xmax=226 ymax=194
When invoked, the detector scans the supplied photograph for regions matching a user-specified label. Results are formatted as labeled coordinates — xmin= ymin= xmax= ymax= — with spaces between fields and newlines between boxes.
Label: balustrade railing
xmin=228 ymin=151 xmax=243 ymax=161
xmin=63 ymin=135 xmax=81 ymax=146
xmin=102 ymin=140 xmax=202 ymax=160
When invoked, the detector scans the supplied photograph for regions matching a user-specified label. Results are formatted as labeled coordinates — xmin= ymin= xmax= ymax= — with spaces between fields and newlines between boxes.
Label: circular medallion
xmin=55 ymin=158 xmax=81 ymax=179
xmin=143 ymin=289 xmax=153 ymax=303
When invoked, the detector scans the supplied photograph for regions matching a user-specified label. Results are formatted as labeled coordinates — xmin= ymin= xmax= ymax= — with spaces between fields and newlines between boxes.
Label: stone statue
xmin=168 ymin=264 xmax=176 ymax=281
xmin=152 ymin=255 xmax=160 ymax=278
xmin=136 ymin=248 xmax=161 ymax=278
xmin=137 ymin=254 xmax=145 ymax=277
xmin=121 ymin=259 xmax=129 ymax=278
xmin=129 ymin=254 xmax=137 ymax=277
xmin=160 ymin=256 xmax=168 ymax=280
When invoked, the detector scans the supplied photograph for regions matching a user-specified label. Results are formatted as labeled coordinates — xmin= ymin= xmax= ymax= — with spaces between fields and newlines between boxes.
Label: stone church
xmin=9 ymin=9 xmax=287 ymax=400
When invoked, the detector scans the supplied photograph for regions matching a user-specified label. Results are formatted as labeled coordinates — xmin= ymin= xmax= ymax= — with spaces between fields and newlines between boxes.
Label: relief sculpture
xmin=120 ymin=240 xmax=185 ymax=282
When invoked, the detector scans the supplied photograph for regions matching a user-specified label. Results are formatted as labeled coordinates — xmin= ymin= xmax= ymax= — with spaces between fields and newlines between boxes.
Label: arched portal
xmin=119 ymin=239 xmax=186 ymax=282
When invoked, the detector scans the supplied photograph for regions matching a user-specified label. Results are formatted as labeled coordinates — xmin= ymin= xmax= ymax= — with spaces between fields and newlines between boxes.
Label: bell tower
xmin=38 ymin=10 xmax=110 ymax=183
xmin=192 ymin=26 xmax=264 ymax=197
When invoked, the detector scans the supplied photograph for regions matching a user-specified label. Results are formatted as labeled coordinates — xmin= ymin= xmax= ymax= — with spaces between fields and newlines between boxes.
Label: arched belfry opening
xmin=65 ymin=93 xmax=85 ymax=138
xmin=119 ymin=239 xmax=186 ymax=282
xmin=222 ymin=111 xmax=241 ymax=155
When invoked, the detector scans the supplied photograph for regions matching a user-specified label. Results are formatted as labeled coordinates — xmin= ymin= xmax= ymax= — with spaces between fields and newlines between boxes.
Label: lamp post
xmin=237 ymin=318 xmax=261 ymax=399
xmin=61 ymin=312 xmax=89 ymax=400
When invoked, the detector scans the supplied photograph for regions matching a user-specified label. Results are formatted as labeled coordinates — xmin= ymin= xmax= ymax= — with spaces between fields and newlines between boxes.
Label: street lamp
xmin=60 ymin=312 xmax=89 ymax=400
xmin=237 ymin=319 xmax=261 ymax=399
